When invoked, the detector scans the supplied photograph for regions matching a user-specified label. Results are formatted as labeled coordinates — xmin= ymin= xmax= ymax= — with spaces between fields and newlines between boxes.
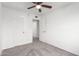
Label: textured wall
xmin=2 ymin=6 xmax=33 ymax=49
xmin=0 ymin=2 xmax=2 ymax=55
xmin=40 ymin=3 xmax=79 ymax=55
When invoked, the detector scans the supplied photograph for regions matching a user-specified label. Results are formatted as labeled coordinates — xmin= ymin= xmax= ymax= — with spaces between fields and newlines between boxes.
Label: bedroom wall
xmin=40 ymin=3 xmax=79 ymax=55
xmin=2 ymin=6 xmax=34 ymax=49
xmin=0 ymin=2 xmax=2 ymax=55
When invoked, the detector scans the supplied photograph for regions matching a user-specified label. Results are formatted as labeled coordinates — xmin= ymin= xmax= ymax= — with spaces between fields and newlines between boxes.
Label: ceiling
xmin=2 ymin=2 xmax=73 ymax=14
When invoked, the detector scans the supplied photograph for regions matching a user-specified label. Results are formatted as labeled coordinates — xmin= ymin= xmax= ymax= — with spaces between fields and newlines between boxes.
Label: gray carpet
xmin=1 ymin=39 xmax=77 ymax=56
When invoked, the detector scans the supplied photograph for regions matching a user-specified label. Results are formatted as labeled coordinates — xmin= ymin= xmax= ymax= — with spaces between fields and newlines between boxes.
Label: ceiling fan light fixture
xmin=36 ymin=5 xmax=41 ymax=9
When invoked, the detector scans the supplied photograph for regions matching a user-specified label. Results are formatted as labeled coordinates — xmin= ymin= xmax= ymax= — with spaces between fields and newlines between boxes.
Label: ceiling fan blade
xmin=42 ymin=5 xmax=52 ymax=8
xmin=32 ymin=2 xmax=43 ymax=5
xmin=38 ymin=9 xmax=42 ymax=12
xmin=27 ymin=5 xmax=36 ymax=9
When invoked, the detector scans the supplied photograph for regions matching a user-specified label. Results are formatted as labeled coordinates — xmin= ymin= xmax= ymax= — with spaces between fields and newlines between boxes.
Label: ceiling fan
xmin=27 ymin=2 xmax=52 ymax=13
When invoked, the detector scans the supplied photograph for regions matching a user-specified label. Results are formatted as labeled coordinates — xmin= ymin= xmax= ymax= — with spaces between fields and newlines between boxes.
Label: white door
xmin=33 ymin=20 xmax=39 ymax=39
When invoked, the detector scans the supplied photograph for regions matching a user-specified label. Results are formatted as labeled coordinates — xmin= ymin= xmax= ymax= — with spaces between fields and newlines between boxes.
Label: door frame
xmin=33 ymin=19 xmax=39 ymax=39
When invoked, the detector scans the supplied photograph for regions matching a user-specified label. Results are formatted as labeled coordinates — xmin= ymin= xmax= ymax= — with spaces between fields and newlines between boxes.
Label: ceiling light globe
xmin=36 ymin=5 xmax=41 ymax=9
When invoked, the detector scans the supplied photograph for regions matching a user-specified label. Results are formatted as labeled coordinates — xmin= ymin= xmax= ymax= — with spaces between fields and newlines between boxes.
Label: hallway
xmin=2 ymin=39 xmax=77 ymax=56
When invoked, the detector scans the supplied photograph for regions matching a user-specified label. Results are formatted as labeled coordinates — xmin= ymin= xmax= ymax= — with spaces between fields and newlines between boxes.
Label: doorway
xmin=33 ymin=20 xmax=39 ymax=41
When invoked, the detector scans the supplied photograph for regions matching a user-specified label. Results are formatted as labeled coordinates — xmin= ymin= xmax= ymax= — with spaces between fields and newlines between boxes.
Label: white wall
xmin=40 ymin=3 xmax=79 ymax=55
xmin=2 ymin=6 xmax=34 ymax=49
xmin=0 ymin=2 xmax=2 ymax=55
